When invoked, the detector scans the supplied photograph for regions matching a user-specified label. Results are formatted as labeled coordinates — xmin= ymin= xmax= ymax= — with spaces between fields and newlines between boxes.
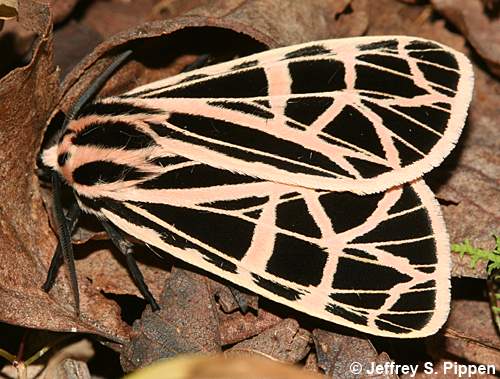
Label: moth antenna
xmin=42 ymin=201 xmax=81 ymax=292
xmin=51 ymin=172 xmax=80 ymax=314
xmin=66 ymin=49 xmax=133 ymax=121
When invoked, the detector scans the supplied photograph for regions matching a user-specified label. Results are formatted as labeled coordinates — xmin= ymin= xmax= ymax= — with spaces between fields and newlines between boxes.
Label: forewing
xmin=82 ymin=160 xmax=450 ymax=338
xmin=119 ymin=35 xmax=473 ymax=193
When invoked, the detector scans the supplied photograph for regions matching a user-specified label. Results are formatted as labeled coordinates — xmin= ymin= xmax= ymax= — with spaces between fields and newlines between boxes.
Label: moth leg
xmin=42 ymin=201 xmax=81 ymax=292
xmin=100 ymin=220 xmax=160 ymax=311
xmin=228 ymin=286 xmax=249 ymax=314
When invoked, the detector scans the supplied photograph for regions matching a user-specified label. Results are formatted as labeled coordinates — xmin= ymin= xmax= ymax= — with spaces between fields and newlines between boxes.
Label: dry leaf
xmin=226 ymin=319 xmax=311 ymax=363
xmin=0 ymin=0 xmax=18 ymax=20
xmin=313 ymin=329 xmax=397 ymax=379
xmin=431 ymin=0 xmax=500 ymax=77
xmin=120 ymin=268 xmax=221 ymax=372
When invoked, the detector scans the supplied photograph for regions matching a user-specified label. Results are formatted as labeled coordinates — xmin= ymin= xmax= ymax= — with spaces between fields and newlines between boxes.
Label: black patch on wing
xmin=323 ymin=104 xmax=386 ymax=159
xmin=392 ymin=105 xmax=450 ymax=134
xmin=417 ymin=267 xmax=436 ymax=274
xmin=325 ymin=304 xmax=368 ymax=325
xmin=346 ymin=157 xmax=392 ymax=178
xmin=252 ymin=274 xmax=304 ymax=301
xmin=289 ymin=59 xmax=346 ymax=94
xmin=203 ymin=196 xmax=269 ymax=211
xmin=285 ymin=45 xmax=330 ymax=59
xmin=329 ymin=292 xmax=389 ymax=309
xmin=139 ymin=164 xmax=259 ymax=189
xmin=208 ymin=100 xmax=274 ymax=119
xmin=358 ymin=54 xmax=411 ymax=74
xmin=417 ymin=62 xmax=459 ymax=91
xmin=431 ymin=85 xmax=454 ymax=97
xmin=285 ymin=97 xmax=333 ymax=126
xmin=280 ymin=192 xmax=300 ymax=200
xmin=276 ymin=198 xmax=322 ymax=238
xmin=362 ymin=101 xmax=440 ymax=154
xmin=73 ymin=121 xmax=156 ymax=150
xmin=319 ymin=191 xmax=385 ymax=233
xmin=286 ymin=120 xmax=306 ymax=130
xmin=409 ymin=50 xmax=459 ymax=70
xmin=231 ymin=60 xmax=258 ymax=70
xmin=254 ymin=99 xmax=270 ymax=108
xmin=166 ymin=113 xmax=354 ymax=178
xmin=150 ymin=156 xmax=190 ymax=166
xmin=92 ymin=198 xmax=239 ymax=274
xmin=244 ymin=209 xmax=262 ymax=219
xmin=381 ymin=238 xmax=437 ymax=265
xmin=138 ymin=202 xmax=254 ymax=261
xmin=149 ymin=68 xmax=268 ymax=98
xmin=148 ymin=122 xmax=345 ymax=178
xmin=375 ymin=320 xmax=407 ymax=334
xmin=393 ymin=139 xmax=424 ymax=167
xmin=201 ymin=252 xmax=238 ymax=273
xmin=390 ymin=289 xmax=436 ymax=312
xmin=332 ymin=257 xmax=412 ymax=290
xmin=411 ymin=280 xmax=436 ymax=290
xmin=178 ymin=73 xmax=210 ymax=83
xmin=344 ymin=248 xmax=377 ymax=260
xmin=353 ymin=208 xmax=433 ymax=243
xmin=379 ymin=313 xmax=431 ymax=330
xmin=406 ymin=40 xmax=439 ymax=50
xmin=358 ymin=39 xmax=398 ymax=51
xmin=356 ymin=65 xmax=428 ymax=98
xmin=266 ymin=234 xmax=327 ymax=286
xmin=360 ymin=92 xmax=394 ymax=100
xmin=434 ymin=102 xmax=451 ymax=110
xmin=73 ymin=161 xmax=147 ymax=186
xmin=389 ymin=185 xmax=419 ymax=214
xmin=77 ymin=101 xmax=163 ymax=118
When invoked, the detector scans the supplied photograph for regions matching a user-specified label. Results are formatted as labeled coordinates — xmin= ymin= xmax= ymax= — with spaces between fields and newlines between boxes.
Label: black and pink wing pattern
xmin=74 ymin=158 xmax=450 ymax=338
xmin=117 ymin=35 xmax=474 ymax=193
xmin=41 ymin=35 xmax=473 ymax=337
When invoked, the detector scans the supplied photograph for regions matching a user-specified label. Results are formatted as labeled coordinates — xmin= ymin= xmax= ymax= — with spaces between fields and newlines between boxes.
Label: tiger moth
xmin=40 ymin=35 xmax=474 ymax=338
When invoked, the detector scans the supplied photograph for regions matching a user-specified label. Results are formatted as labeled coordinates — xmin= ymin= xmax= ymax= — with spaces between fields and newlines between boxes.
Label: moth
xmin=40 ymin=36 xmax=474 ymax=338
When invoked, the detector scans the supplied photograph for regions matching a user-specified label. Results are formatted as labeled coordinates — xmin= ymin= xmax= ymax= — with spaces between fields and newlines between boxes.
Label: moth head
xmin=38 ymin=50 xmax=134 ymax=185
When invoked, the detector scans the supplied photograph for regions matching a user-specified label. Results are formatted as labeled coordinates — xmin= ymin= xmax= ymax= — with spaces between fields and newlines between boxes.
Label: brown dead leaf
xmin=120 ymin=268 xmax=221 ymax=372
xmin=209 ymin=280 xmax=259 ymax=314
xmin=313 ymin=329 xmax=397 ymax=379
xmin=78 ymin=0 xmax=159 ymax=39
xmin=50 ymin=0 xmax=80 ymax=24
xmin=218 ymin=307 xmax=282 ymax=346
xmin=53 ymin=21 xmax=103 ymax=79
xmin=180 ymin=0 xmax=367 ymax=45
xmin=226 ymin=318 xmax=311 ymax=363
xmin=431 ymin=0 xmax=500 ymax=77
xmin=0 ymin=0 xmax=17 ymax=20
xmin=437 ymin=66 xmax=500 ymax=279
xmin=0 ymin=0 xmax=128 ymax=342
xmin=436 ymin=299 xmax=500 ymax=370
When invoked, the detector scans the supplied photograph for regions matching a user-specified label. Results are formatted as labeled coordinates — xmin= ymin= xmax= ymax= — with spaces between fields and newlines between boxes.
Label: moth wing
xmin=121 ymin=35 xmax=473 ymax=193
xmin=94 ymin=160 xmax=450 ymax=338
